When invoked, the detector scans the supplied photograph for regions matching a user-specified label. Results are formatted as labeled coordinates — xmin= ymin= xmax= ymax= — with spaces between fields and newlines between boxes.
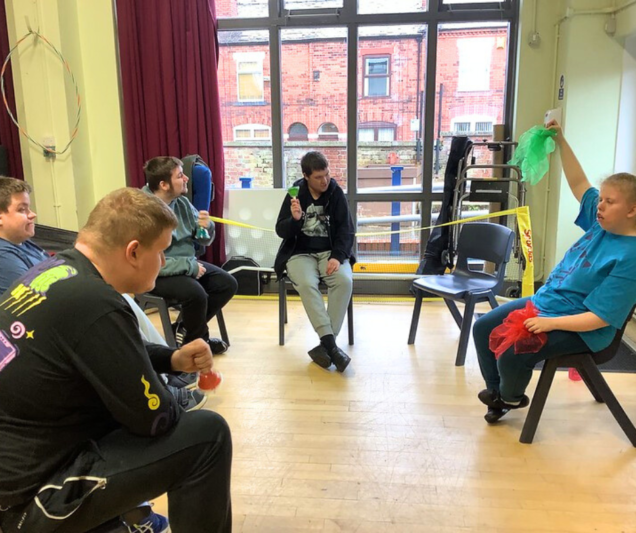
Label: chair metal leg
xmin=279 ymin=278 xmax=286 ymax=346
xmin=444 ymin=299 xmax=463 ymax=330
xmin=347 ymin=294 xmax=354 ymax=346
xmin=520 ymin=358 xmax=559 ymax=444
xmin=578 ymin=356 xmax=636 ymax=447
xmin=407 ymin=290 xmax=424 ymax=344
xmin=455 ymin=298 xmax=475 ymax=366
xmin=156 ymin=301 xmax=177 ymax=347
xmin=576 ymin=363 xmax=603 ymax=403
xmin=216 ymin=309 xmax=230 ymax=346
xmin=284 ymin=286 xmax=288 ymax=324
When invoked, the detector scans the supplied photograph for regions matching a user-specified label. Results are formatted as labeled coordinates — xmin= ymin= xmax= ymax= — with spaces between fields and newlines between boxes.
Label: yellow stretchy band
xmin=211 ymin=205 xmax=535 ymax=296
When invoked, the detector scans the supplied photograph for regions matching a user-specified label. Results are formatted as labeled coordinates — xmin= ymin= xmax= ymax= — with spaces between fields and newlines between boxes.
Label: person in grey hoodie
xmin=143 ymin=156 xmax=237 ymax=355
xmin=0 ymin=177 xmax=49 ymax=295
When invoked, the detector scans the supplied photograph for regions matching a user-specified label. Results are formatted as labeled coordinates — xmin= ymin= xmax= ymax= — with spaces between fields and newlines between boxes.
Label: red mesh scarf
xmin=489 ymin=300 xmax=548 ymax=359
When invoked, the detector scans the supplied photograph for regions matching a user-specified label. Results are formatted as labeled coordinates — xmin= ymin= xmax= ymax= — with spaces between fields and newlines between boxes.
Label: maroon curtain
xmin=0 ymin=3 xmax=24 ymax=181
xmin=115 ymin=0 xmax=226 ymax=264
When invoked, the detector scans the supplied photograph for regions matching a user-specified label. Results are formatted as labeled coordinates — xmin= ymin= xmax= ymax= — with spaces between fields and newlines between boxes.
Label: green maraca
xmin=288 ymin=186 xmax=299 ymax=199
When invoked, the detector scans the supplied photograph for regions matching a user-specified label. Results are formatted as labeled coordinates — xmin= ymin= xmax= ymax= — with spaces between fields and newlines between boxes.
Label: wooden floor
xmin=149 ymin=298 xmax=636 ymax=533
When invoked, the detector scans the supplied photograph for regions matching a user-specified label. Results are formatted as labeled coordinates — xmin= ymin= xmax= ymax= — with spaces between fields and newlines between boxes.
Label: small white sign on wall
xmin=558 ymin=74 xmax=565 ymax=101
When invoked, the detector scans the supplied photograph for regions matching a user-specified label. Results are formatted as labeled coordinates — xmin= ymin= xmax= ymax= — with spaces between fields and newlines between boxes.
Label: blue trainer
xmin=128 ymin=511 xmax=170 ymax=533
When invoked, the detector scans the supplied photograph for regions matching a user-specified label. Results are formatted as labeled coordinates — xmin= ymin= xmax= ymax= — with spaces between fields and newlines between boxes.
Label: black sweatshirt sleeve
xmin=144 ymin=342 xmax=177 ymax=375
xmin=329 ymin=188 xmax=355 ymax=264
xmin=275 ymin=193 xmax=304 ymax=239
xmin=70 ymin=309 xmax=180 ymax=437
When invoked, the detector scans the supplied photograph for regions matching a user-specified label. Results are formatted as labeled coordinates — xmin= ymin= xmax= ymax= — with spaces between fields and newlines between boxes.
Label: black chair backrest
xmin=32 ymin=224 xmax=78 ymax=254
xmin=454 ymin=222 xmax=514 ymax=283
xmin=592 ymin=304 xmax=636 ymax=365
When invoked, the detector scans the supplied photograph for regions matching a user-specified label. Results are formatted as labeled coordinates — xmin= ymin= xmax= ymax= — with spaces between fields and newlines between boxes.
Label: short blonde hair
xmin=79 ymin=188 xmax=177 ymax=251
xmin=601 ymin=173 xmax=636 ymax=203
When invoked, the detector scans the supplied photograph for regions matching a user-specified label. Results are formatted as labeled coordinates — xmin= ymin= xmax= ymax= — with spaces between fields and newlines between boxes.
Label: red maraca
xmin=198 ymin=370 xmax=223 ymax=392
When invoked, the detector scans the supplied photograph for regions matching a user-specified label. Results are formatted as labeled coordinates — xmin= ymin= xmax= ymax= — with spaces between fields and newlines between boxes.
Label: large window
xmin=217 ymin=0 xmax=518 ymax=271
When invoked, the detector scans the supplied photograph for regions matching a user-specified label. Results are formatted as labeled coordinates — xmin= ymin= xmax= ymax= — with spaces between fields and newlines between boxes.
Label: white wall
xmin=615 ymin=34 xmax=636 ymax=174
xmin=516 ymin=0 xmax=633 ymax=277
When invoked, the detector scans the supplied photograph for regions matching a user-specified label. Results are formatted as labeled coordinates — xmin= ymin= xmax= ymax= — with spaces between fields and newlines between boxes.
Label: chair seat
xmin=413 ymin=274 xmax=498 ymax=299
xmin=135 ymin=293 xmax=229 ymax=347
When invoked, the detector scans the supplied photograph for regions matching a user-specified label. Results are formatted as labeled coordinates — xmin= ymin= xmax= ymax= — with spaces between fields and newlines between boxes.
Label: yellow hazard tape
xmin=212 ymin=206 xmax=535 ymax=297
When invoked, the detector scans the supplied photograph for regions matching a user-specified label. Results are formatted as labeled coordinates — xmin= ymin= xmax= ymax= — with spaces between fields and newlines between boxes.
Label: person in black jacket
xmin=0 ymin=188 xmax=232 ymax=533
xmin=275 ymin=151 xmax=355 ymax=372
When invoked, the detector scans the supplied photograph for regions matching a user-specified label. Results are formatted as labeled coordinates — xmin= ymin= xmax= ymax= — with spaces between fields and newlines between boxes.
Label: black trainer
xmin=484 ymin=407 xmax=510 ymax=424
xmin=308 ymin=345 xmax=332 ymax=369
xmin=328 ymin=346 xmax=351 ymax=373
xmin=478 ymin=389 xmax=530 ymax=411
xmin=208 ymin=337 xmax=229 ymax=355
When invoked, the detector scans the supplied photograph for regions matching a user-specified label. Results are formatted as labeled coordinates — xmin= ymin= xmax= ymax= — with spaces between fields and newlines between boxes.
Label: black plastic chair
xmin=520 ymin=309 xmax=636 ymax=445
xmin=135 ymin=293 xmax=229 ymax=348
xmin=408 ymin=222 xmax=514 ymax=366
xmin=278 ymin=275 xmax=353 ymax=347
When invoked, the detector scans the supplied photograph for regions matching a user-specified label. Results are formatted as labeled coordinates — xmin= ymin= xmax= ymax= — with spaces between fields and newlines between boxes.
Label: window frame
xmin=317 ymin=122 xmax=340 ymax=140
xmin=362 ymin=55 xmax=391 ymax=98
xmin=288 ymin=122 xmax=309 ymax=141
xmin=233 ymin=124 xmax=272 ymax=141
xmin=439 ymin=0 xmax=512 ymax=11
xmin=358 ymin=121 xmax=397 ymax=142
xmin=235 ymin=52 xmax=266 ymax=103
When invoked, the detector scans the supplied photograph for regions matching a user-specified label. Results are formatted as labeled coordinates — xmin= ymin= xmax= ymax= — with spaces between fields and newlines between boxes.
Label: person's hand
xmin=545 ymin=119 xmax=563 ymax=142
xmin=196 ymin=262 xmax=206 ymax=279
xmin=290 ymin=198 xmax=303 ymax=221
xmin=198 ymin=210 xmax=210 ymax=227
xmin=524 ymin=316 xmax=555 ymax=334
xmin=326 ymin=258 xmax=340 ymax=276
xmin=171 ymin=339 xmax=213 ymax=373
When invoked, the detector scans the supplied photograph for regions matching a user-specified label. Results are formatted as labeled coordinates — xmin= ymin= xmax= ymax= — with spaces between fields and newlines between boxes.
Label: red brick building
xmin=217 ymin=24 xmax=509 ymax=188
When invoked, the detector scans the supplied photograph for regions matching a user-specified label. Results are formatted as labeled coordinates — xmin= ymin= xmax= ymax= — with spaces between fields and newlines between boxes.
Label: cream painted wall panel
xmin=73 ymin=0 xmax=126 ymax=218
xmin=56 ymin=0 xmax=126 ymax=227
xmin=5 ymin=0 xmax=79 ymax=230
xmin=554 ymin=13 xmax=623 ymax=262
xmin=5 ymin=0 xmax=125 ymax=231
xmin=615 ymin=34 xmax=636 ymax=174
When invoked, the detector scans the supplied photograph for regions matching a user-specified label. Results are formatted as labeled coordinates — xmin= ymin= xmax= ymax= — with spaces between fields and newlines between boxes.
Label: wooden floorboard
xmin=149 ymin=299 xmax=636 ymax=533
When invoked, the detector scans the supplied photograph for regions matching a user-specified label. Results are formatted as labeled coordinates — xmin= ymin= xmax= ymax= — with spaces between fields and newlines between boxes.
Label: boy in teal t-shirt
xmin=473 ymin=120 xmax=636 ymax=424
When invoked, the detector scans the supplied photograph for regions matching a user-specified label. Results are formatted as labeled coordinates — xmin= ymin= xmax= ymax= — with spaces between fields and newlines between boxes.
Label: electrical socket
xmin=528 ymin=31 xmax=541 ymax=48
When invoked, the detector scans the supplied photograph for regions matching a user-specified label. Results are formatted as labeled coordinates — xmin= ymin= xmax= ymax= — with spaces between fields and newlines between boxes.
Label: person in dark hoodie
xmin=0 ymin=177 xmax=48 ymax=295
xmin=275 ymin=151 xmax=355 ymax=372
